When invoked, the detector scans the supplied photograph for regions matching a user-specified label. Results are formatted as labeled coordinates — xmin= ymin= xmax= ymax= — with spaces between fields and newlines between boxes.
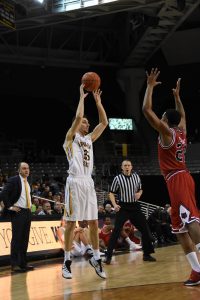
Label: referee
xmin=104 ymin=159 xmax=156 ymax=264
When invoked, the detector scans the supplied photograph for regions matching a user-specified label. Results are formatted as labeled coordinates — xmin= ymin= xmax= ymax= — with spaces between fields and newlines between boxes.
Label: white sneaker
xmin=129 ymin=243 xmax=142 ymax=251
xmin=62 ymin=260 xmax=72 ymax=279
xmin=89 ymin=257 xmax=107 ymax=279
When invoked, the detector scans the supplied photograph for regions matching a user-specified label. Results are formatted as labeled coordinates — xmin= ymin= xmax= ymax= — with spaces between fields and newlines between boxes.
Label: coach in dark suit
xmin=0 ymin=162 xmax=34 ymax=272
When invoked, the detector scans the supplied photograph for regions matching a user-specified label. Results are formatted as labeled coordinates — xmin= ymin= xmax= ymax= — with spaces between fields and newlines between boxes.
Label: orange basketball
xmin=81 ymin=72 xmax=101 ymax=92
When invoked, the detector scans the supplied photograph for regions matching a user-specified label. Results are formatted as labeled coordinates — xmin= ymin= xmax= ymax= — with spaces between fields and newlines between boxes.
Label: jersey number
xmin=176 ymin=142 xmax=186 ymax=162
xmin=83 ymin=149 xmax=90 ymax=167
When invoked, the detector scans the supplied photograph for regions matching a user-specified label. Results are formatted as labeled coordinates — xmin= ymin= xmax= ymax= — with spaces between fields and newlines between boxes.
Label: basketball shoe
xmin=62 ymin=260 xmax=72 ymax=279
xmin=184 ymin=270 xmax=200 ymax=286
xmin=89 ymin=257 xmax=107 ymax=279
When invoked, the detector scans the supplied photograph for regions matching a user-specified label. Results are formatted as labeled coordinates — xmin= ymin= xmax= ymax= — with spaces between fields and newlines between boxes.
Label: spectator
xmin=99 ymin=216 xmax=142 ymax=252
xmin=31 ymin=197 xmax=40 ymax=214
xmin=41 ymin=185 xmax=51 ymax=198
xmin=123 ymin=219 xmax=141 ymax=245
xmin=52 ymin=201 xmax=64 ymax=216
xmin=34 ymin=205 xmax=43 ymax=215
xmin=57 ymin=219 xmax=93 ymax=257
xmin=32 ymin=183 xmax=41 ymax=197
xmin=38 ymin=202 xmax=53 ymax=215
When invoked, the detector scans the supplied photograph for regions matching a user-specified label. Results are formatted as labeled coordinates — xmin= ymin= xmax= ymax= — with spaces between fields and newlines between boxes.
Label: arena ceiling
xmin=0 ymin=0 xmax=200 ymax=69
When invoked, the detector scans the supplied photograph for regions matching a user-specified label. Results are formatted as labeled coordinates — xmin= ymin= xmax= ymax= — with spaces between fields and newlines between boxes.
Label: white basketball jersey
xmin=63 ymin=132 xmax=94 ymax=176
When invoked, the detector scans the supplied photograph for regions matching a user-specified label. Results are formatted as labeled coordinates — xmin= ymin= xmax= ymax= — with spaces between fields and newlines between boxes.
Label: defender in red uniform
xmin=142 ymin=68 xmax=200 ymax=286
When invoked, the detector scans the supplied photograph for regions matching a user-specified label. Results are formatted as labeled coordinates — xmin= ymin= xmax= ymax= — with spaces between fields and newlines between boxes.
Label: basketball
xmin=81 ymin=72 xmax=101 ymax=92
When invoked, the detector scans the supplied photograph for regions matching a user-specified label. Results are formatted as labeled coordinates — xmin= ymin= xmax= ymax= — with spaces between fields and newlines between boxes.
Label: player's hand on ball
xmin=93 ymin=89 xmax=102 ymax=103
xmin=80 ymin=83 xmax=88 ymax=99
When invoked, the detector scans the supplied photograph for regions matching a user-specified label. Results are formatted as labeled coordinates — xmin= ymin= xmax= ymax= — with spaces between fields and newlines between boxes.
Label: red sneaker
xmin=184 ymin=270 xmax=200 ymax=286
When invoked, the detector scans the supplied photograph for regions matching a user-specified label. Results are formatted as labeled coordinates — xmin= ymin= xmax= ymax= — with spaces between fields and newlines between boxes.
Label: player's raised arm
xmin=142 ymin=68 xmax=171 ymax=136
xmin=172 ymin=78 xmax=186 ymax=133
xmin=91 ymin=89 xmax=108 ymax=142
xmin=65 ymin=84 xmax=88 ymax=143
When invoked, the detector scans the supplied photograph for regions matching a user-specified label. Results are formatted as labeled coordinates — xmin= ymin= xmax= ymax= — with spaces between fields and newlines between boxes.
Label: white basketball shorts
xmin=64 ymin=175 xmax=98 ymax=221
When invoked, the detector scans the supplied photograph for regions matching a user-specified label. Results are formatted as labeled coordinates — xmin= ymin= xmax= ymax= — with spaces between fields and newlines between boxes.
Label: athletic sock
xmin=93 ymin=249 xmax=101 ymax=260
xmin=186 ymin=252 xmax=200 ymax=272
xmin=64 ymin=251 xmax=71 ymax=261
xmin=125 ymin=237 xmax=133 ymax=245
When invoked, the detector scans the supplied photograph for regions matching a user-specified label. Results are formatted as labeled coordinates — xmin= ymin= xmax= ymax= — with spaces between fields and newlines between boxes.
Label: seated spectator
xmin=53 ymin=193 xmax=62 ymax=203
xmin=77 ymin=220 xmax=94 ymax=248
xmin=41 ymin=185 xmax=51 ymax=198
xmin=56 ymin=219 xmax=93 ymax=257
xmin=34 ymin=205 xmax=43 ymax=215
xmin=99 ymin=217 xmax=113 ymax=251
xmin=72 ymin=227 xmax=93 ymax=257
xmin=99 ymin=217 xmax=141 ymax=252
xmin=122 ymin=220 xmax=141 ymax=245
xmin=38 ymin=201 xmax=53 ymax=215
xmin=78 ymin=220 xmax=89 ymax=229
xmin=47 ymin=191 xmax=54 ymax=200
xmin=50 ymin=179 xmax=60 ymax=195
xmin=52 ymin=201 xmax=64 ymax=216
xmin=118 ymin=221 xmax=142 ymax=251
xmin=32 ymin=183 xmax=41 ymax=197
xmin=31 ymin=197 xmax=40 ymax=214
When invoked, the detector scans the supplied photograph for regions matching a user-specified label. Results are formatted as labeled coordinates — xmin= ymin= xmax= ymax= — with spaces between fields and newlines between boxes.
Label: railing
xmin=139 ymin=201 xmax=162 ymax=219
xmin=96 ymin=191 xmax=109 ymax=205
xmin=96 ymin=188 xmax=162 ymax=219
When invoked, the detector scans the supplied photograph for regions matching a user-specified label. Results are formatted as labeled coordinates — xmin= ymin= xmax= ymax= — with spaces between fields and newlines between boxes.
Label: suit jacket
xmin=0 ymin=175 xmax=22 ymax=209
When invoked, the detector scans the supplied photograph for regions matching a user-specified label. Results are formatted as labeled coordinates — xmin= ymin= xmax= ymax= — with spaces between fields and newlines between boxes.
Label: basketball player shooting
xmin=62 ymin=83 xmax=108 ymax=279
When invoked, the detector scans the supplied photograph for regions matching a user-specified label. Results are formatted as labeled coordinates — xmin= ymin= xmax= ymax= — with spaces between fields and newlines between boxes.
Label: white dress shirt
xmin=14 ymin=175 xmax=32 ymax=208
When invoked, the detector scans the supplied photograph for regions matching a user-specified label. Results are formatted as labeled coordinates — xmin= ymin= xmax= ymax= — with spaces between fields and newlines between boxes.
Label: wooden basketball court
xmin=1 ymin=244 xmax=200 ymax=300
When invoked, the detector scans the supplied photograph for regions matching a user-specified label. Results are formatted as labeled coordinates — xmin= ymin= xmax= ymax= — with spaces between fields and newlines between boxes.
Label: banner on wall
xmin=0 ymin=220 xmax=62 ymax=256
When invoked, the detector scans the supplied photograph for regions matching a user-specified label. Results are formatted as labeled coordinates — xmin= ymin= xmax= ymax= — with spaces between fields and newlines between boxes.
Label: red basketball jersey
xmin=99 ymin=225 xmax=112 ymax=246
xmin=158 ymin=127 xmax=187 ymax=178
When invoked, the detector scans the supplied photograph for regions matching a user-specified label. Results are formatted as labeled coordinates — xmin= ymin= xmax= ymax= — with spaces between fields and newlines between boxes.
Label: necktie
xmin=24 ymin=179 xmax=31 ymax=209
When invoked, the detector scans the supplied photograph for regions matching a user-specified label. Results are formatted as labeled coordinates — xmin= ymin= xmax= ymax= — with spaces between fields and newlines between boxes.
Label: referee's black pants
xmin=10 ymin=208 xmax=32 ymax=268
xmin=106 ymin=202 xmax=155 ymax=259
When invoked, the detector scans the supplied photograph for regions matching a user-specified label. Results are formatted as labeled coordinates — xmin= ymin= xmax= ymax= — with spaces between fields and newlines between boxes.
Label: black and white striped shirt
xmin=110 ymin=172 xmax=142 ymax=203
